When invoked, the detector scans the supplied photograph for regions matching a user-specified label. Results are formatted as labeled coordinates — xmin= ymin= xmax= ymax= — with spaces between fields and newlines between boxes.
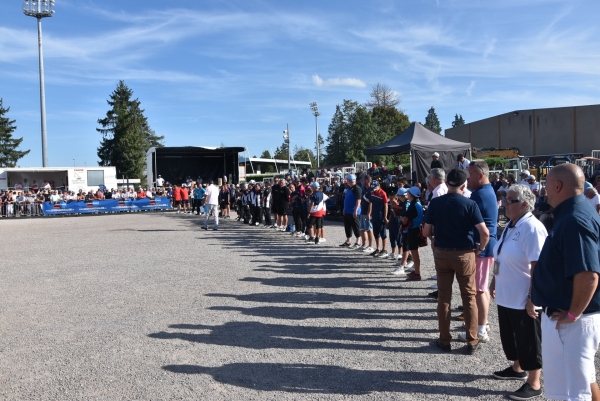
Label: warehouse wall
xmin=445 ymin=104 xmax=600 ymax=156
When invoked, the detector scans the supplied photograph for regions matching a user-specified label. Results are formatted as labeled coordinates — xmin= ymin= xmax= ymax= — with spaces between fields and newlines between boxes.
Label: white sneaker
xmin=390 ymin=266 xmax=406 ymax=275
xmin=304 ymin=234 xmax=310 ymax=240
xmin=351 ymin=243 xmax=361 ymax=250
xmin=362 ymin=247 xmax=375 ymax=253
xmin=457 ymin=332 xmax=490 ymax=343
xmin=405 ymin=266 xmax=415 ymax=273
xmin=428 ymin=283 xmax=438 ymax=289
xmin=319 ymin=238 xmax=326 ymax=243
xmin=405 ymin=260 xmax=414 ymax=268
xmin=355 ymin=246 xmax=365 ymax=251
xmin=430 ymin=275 xmax=437 ymax=280
xmin=388 ymin=253 xmax=398 ymax=260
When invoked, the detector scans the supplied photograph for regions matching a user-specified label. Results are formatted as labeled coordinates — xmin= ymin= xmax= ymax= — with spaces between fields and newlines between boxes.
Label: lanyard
xmin=496 ymin=214 xmax=526 ymax=256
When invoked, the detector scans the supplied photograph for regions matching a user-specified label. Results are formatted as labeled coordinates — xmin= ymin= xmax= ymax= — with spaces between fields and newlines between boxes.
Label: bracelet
xmin=568 ymin=311 xmax=580 ymax=321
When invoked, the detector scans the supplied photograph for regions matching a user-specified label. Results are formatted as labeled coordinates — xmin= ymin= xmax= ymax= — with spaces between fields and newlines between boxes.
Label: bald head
xmin=545 ymin=163 xmax=585 ymax=207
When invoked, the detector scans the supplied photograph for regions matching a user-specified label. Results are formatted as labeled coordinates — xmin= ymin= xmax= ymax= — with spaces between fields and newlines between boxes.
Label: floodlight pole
xmin=23 ymin=0 xmax=55 ymax=167
xmin=283 ymin=124 xmax=291 ymax=172
xmin=310 ymin=102 xmax=320 ymax=168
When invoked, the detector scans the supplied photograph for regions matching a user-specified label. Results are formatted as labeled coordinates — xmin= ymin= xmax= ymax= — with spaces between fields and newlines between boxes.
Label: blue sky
xmin=1 ymin=0 xmax=599 ymax=168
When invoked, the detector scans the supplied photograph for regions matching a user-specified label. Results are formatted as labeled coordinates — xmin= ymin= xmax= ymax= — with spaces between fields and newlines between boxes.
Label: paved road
xmin=0 ymin=212 xmax=597 ymax=400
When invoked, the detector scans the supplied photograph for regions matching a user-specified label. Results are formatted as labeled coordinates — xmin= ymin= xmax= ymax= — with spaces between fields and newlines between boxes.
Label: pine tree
xmin=97 ymin=81 xmax=164 ymax=178
xmin=452 ymin=114 xmax=466 ymax=128
xmin=424 ymin=106 xmax=442 ymax=134
xmin=0 ymin=99 xmax=30 ymax=167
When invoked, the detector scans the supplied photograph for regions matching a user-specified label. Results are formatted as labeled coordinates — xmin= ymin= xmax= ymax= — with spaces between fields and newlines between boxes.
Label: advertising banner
xmin=41 ymin=197 xmax=171 ymax=215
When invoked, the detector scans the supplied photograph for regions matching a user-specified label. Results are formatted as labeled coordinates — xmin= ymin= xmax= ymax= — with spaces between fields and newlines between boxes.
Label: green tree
xmin=294 ymin=145 xmax=316 ymax=168
xmin=0 ymin=99 xmax=30 ymax=167
xmin=259 ymin=150 xmax=271 ymax=159
xmin=97 ymin=81 xmax=164 ymax=178
xmin=347 ymin=105 xmax=379 ymax=163
xmin=424 ymin=106 xmax=442 ymax=134
xmin=324 ymin=100 xmax=359 ymax=166
xmin=315 ymin=132 xmax=325 ymax=166
xmin=452 ymin=114 xmax=466 ymax=128
xmin=273 ymin=139 xmax=289 ymax=161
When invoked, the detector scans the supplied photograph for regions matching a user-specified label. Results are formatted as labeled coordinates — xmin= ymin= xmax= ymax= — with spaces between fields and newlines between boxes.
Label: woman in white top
xmin=489 ymin=184 xmax=547 ymax=400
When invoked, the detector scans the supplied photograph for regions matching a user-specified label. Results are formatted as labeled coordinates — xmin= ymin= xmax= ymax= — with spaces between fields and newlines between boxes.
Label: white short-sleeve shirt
xmin=432 ymin=183 xmax=448 ymax=199
xmin=586 ymin=194 xmax=600 ymax=210
xmin=493 ymin=212 xmax=548 ymax=309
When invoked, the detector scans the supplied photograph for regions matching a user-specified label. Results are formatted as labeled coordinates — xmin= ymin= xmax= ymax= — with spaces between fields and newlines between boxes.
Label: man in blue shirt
xmin=359 ymin=175 xmax=375 ymax=253
xmin=531 ymin=164 xmax=600 ymax=401
xmin=458 ymin=160 xmax=498 ymax=343
xmin=339 ymin=175 xmax=362 ymax=248
xmin=424 ymin=169 xmax=490 ymax=354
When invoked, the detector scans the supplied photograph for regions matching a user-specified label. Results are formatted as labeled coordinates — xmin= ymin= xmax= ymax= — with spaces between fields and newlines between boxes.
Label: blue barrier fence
xmin=41 ymin=197 xmax=171 ymax=215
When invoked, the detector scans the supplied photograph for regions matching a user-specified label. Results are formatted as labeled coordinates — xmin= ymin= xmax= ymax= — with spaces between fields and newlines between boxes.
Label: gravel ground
xmin=1 ymin=211 xmax=597 ymax=400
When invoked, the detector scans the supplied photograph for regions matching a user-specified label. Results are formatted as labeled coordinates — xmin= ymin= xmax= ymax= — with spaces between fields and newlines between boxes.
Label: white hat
xmin=432 ymin=152 xmax=440 ymax=157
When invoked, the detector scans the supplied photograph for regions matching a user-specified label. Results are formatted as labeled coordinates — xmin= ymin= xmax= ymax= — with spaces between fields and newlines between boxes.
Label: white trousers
xmin=542 ymin=312 xmax=600 ymax=400
xmin=204 ymin=204 xmax=219 ymax=228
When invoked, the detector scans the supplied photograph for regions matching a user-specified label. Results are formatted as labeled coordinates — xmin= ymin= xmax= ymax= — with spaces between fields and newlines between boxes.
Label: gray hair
xmin=430 ymin=168 xmax=445 ymax=181
xmin=470 ymin=159 xmax=490 ymax=176
xmin=587 ymin=187 xmax=599 ymax=196
xmin=508 ymin=184 xmax=536 ymax=213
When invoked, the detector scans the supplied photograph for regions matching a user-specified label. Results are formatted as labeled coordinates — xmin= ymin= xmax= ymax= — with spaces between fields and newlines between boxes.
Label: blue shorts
xmin=389 ymin=217 xmax=401 ymax=248
xmin=359 ymin=214 xmax=372 ymax=231
xmin=372 ymin=219 xmax=387 ymax=240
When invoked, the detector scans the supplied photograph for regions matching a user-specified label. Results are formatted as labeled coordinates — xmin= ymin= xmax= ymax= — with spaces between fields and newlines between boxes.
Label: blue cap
xmin=408 ymin=186 xmax=421 ymax=197
xmin=372 ymin=180 xmax=379 ymax=187
xmin=346 ymin=174 xmax=356 ymax=181
xmin=310 ymin=182 xmax=320 ymax=188
xmin=396 ymin=188 xmax=407 ymax=196
xmin=584 ymin=181 xmax=593 ymax=191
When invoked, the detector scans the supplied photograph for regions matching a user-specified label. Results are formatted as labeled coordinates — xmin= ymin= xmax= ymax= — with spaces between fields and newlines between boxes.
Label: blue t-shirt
xmin=310 ymin=191 xmax=324 ymax=209
xmin=532 ymin=195 xmax=600 ymax=313
xmin=369 ymin=189 xmax=389 ymax=221
xmin=344 ymin=185 xmax=362 ymax=215
xmin=424 ymin=193 xmax=484 ymax=249
xmin=469 ymin=183 xmax=498 ymax=257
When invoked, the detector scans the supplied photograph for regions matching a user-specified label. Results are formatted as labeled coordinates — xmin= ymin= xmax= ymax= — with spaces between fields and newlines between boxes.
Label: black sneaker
xmin=509 ymin=383 xmax=542 ymax=400
xmin=314 ymin=237 xmax=319 ymax=245
xmin=433 ymin=339 xmax=451 ymax=353
xmin=428 ymin=290 xmax=438 ymax=299
xmin=339 ymin=242 xmax=351 ymax=247
xmin=493 ymin=366 xmax=528 ymax=381
xmin=465 ymin=342 xmax=479 ymax=355
xmin=370 ymin=250 xmax=380 ymax=256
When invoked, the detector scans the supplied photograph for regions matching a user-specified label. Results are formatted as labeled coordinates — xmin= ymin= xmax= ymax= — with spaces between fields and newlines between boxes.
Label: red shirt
xmin=173 ymin=187 xmax=182 ymax=201
xmin=181 ymin=188 xmax=189 ymax=200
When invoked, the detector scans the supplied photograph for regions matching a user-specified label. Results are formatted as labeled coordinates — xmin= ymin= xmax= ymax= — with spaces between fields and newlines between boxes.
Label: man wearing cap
xmin=358 ymin=175 xmax=375 ymax=253
xmin=431 ymin=152 xmax=444 ymax=170
xmin=307 ymin=182 xmax=328 ymax=244
xmin=202 ymin=179 xmax=220 ymax=230
xmin=339 ymin=174 xmax=362 ymax=248
xmin=527 ymin=175 xmax=540 ymax=197
xmin=424 ymin=168 xmax=490 ymax=354
xmin=456 ymin=155 xmax=470 ymax=170
xmin=368 ymin=180 xmax=389 ymax=258
xmin=520 ymin=171 xmax=530 ymax=186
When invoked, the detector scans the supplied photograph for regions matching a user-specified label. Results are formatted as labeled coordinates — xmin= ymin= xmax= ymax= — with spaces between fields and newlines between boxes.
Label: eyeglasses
xmin=505 ymin=199 xmax=521 ymax=204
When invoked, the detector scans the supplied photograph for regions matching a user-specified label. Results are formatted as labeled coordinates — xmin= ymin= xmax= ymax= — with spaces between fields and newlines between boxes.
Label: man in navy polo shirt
xmin=424 ymin=168 xmax=490 ymax=354
xmin=359 ymin=175 xmax=375 ymax=253
xmin=531 ymin=164 xmax=600 ymax=401
xmin=369 ymin=180 xmax=389 ymax=258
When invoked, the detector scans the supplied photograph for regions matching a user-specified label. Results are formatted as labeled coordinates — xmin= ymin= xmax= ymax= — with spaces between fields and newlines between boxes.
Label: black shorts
xmin=274 ymin=202 xmax=288 ymax=215
xmin=220 ymin=202 xmax=228 ymax=210
xmin=174 ymin=200 xmax=181 ymax=206
xmin=406 ymin=228 xmax=420 ymax=251
xmin=182 ymin=199 xmax=189 ymax=205
xmin=307 ymin=215 xmax=323 ymax=229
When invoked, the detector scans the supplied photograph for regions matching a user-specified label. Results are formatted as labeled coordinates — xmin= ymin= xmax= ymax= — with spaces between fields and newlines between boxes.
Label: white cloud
xmin=312 ymin=74 xmax=366 ymax=88
xmin=466 ymin=81 xmax=476 ymax=96
xmin=483 ymin=38 xmax=496 ymax=58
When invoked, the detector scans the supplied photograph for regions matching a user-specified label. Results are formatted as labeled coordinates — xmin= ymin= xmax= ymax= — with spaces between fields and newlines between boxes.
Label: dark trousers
xmin=293 ymin=209 xmax=304 ymax=233
xmin=263 ymin=207 xmax=272 ymax=226
xmin=343 ymin=213 xmax=360 ymax=239
xmin=251 ymin=206 xmax=262 ymax=225
xmin=434 ymin=249 xmax=478 ymax=345
xmin=498 ymin=305 xmax=542 ymax=371
xmin=194 ymin=199 xmax=204 ymax=214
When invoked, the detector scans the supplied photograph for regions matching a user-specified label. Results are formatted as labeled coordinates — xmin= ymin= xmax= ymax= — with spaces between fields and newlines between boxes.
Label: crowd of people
xmin=195 ymin=155 xmax=600 ymax=401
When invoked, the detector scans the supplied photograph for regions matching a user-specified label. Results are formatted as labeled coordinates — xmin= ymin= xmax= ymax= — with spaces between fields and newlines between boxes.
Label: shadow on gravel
xmin=205 ymin=291 xmax=424 ymax=304
xmin=149 ymin=321 xmax=436 ymax=352
xmin=206 ymin=305 xmax=437 ymax=321
xmin=161 ymin=362 xmax=503 ymax=397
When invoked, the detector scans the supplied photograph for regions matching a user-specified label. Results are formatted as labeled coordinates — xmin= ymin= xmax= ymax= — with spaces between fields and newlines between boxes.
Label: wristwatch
xmin=527 ymin=293 xmax=532 ymax=300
